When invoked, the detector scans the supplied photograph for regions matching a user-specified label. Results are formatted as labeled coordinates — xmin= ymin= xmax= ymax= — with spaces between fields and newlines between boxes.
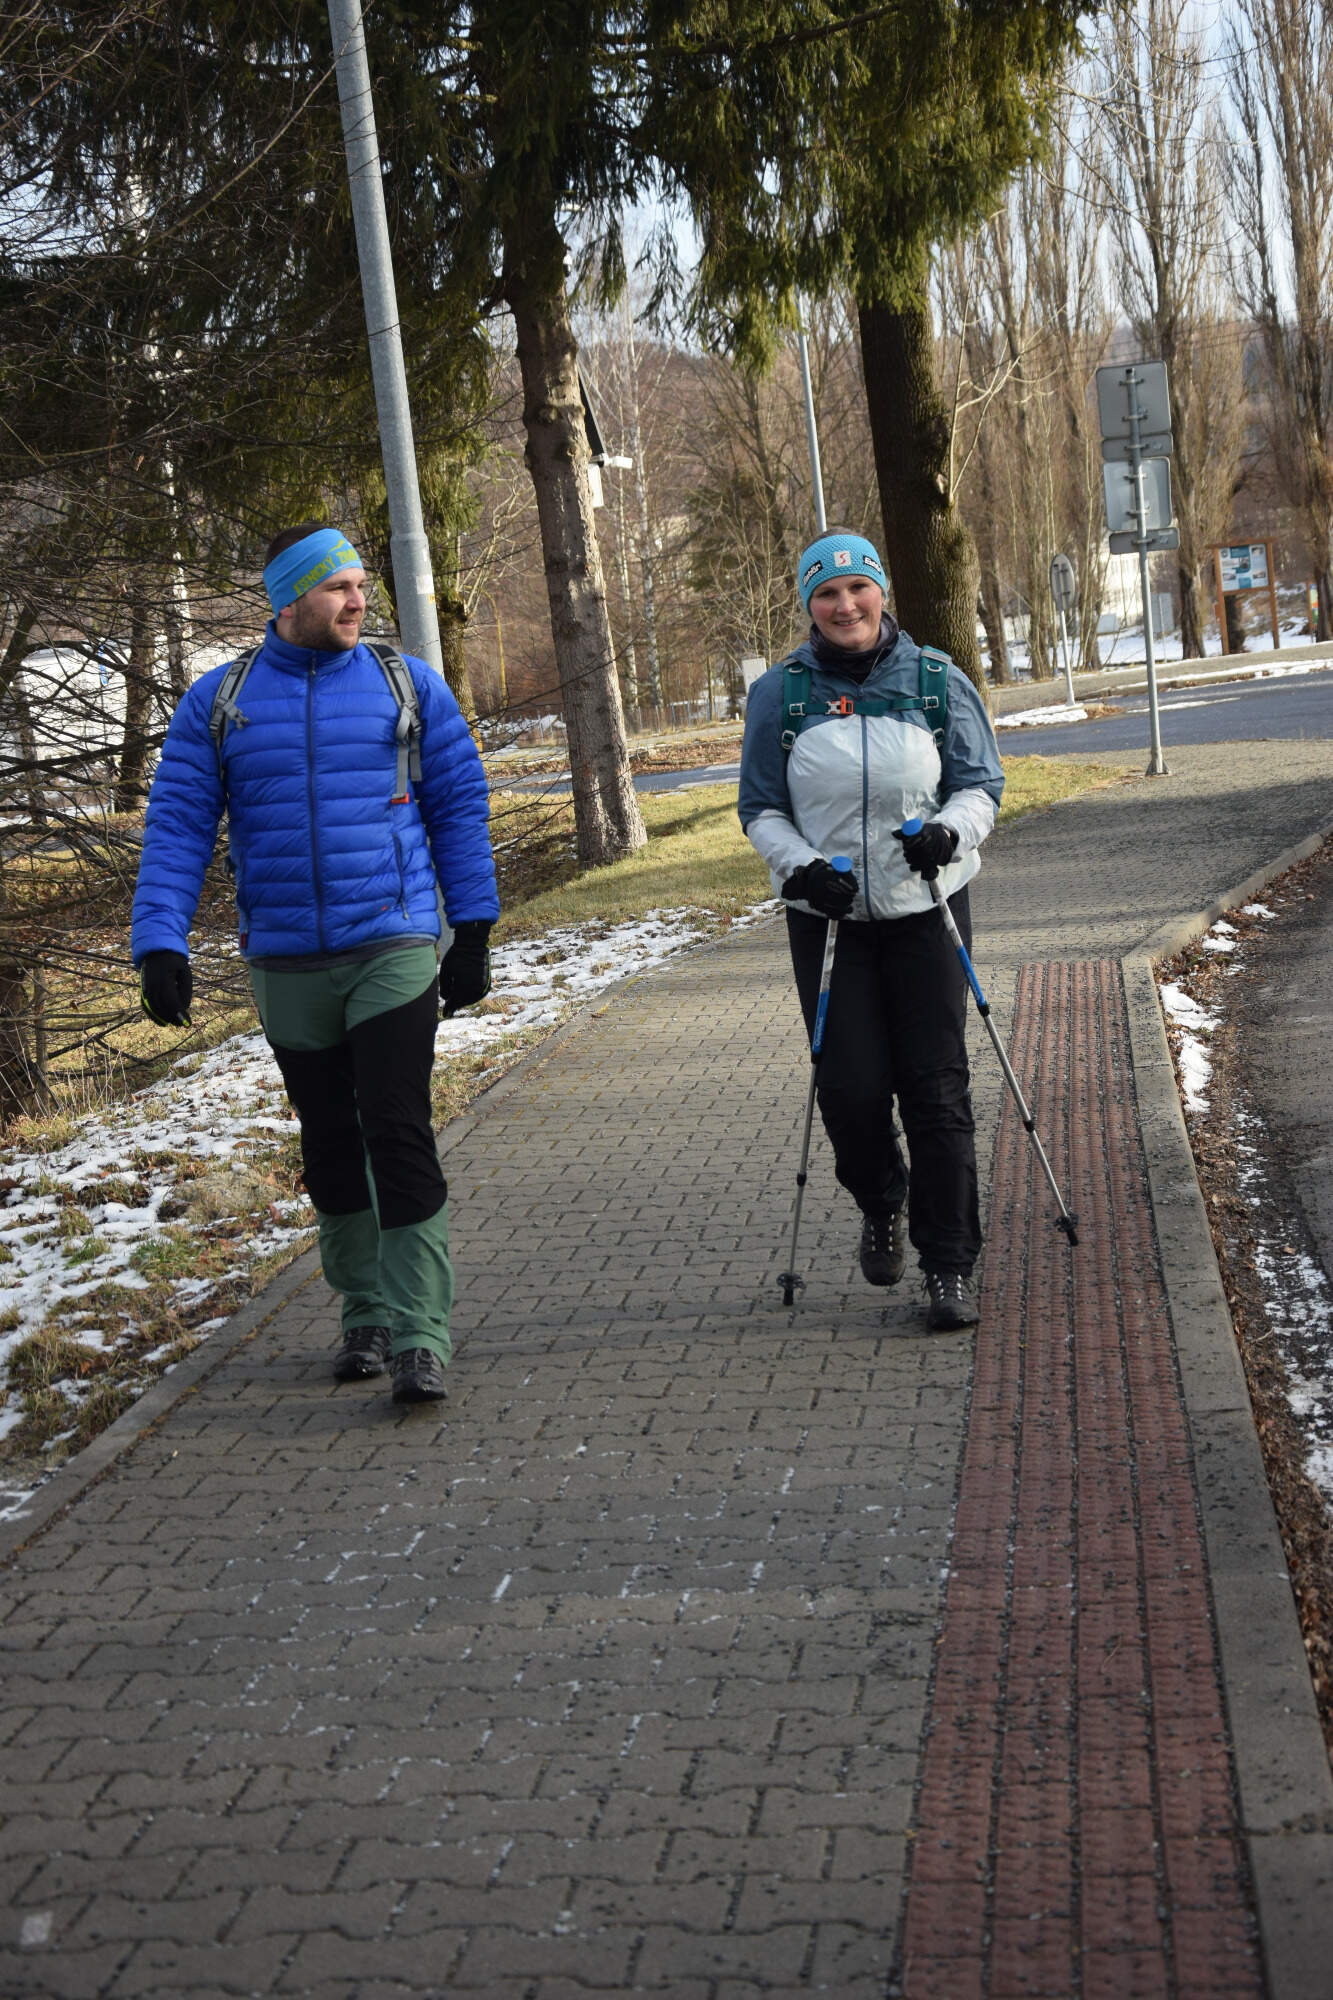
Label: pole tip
xmin=1056 ymin=1214 xmax=1079 ymax=1246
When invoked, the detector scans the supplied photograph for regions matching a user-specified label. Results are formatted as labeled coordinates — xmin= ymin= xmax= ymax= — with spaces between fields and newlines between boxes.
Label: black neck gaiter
xmin=808 ymin=613 xmax=900 ymax=684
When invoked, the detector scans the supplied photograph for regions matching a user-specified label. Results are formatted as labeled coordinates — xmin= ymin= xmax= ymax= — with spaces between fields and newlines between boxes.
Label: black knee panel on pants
xmin=267 ymin=1039 xmax=371 ymax=1216
xmin=347 ymin=980 xmax=447 ymax=1230
xmin=269 ymin=979 xmax=447 ymax=1227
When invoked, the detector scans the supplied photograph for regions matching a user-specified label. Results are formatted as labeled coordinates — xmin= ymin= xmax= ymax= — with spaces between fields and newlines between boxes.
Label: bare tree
xmin=1097 ymin=0 xmax=1246 ymax=658
xmin=1223 ymin=0 xmax=1333 ymax=637
xmin=685 ymin=299 xmax=883 ymax=674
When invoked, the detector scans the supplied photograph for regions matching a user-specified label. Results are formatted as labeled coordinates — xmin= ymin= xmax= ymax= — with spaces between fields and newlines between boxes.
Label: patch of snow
xmin=994 ymin=705 xmax=1088 ymax=730
xmin=1159 ymin=981 xmax=1218 ymax=1113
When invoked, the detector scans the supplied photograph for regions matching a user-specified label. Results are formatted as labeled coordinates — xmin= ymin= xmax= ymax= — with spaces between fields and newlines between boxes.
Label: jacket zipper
xmin=859 ymin=713 xmax=875 ymax=917
xmin=306 ymin=663 xmax=327 ymax=951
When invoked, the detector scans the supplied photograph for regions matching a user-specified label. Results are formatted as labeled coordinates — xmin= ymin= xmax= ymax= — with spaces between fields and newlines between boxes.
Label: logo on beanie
xmin=834 ymin=549 xmax=852 ymax=568
xmin=864 ymin=552 xmax=884 ymax=577
xmin=802 ymin=558 xmax=825 ymax=590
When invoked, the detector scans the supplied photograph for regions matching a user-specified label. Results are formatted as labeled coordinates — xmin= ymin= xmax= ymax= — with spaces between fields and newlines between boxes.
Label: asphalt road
xmin=494 ymin=666 xmax=1332 ymax=798
xmin=998 ymin=667 xmax=1332 ymax=758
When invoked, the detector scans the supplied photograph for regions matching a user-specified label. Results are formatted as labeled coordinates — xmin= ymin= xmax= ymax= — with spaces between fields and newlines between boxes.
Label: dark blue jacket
xmin=131 ymin=627 xmax=499 ymax=965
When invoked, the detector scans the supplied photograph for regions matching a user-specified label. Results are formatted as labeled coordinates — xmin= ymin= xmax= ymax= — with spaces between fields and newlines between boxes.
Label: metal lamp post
xmin=327 ymin=0 xmax=443 ymax=674
xmin=796 ymin=310 xmax=828 ymax=535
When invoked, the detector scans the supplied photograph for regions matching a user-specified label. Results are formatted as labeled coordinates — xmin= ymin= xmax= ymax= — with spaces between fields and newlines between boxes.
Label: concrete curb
xmin=1125 ymin=823 xmax=1333 ymax=1998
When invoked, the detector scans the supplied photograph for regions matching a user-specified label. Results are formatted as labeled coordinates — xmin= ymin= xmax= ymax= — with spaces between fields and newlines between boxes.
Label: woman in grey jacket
xmin=738 ymin=530 xmax=1005 ymax=1330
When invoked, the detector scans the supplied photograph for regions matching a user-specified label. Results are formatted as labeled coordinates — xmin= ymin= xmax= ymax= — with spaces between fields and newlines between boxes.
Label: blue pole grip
xmin=900 ymin=817 xmax=922 ymax=837
xmin=812 ymin=990 xmax=831 ymax=1053
xmin=809 ymin=857 xmax=850 ymax=1056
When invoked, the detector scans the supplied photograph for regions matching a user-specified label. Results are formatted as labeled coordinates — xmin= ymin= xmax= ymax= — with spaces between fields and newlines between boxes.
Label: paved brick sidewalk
xmin=3 ymin=742 xmax=1333 ymax=1997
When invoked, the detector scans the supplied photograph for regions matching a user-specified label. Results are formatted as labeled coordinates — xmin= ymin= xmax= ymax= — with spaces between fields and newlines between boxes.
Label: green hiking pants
xmin=250 ymin=946 xmax=453 ymax=1365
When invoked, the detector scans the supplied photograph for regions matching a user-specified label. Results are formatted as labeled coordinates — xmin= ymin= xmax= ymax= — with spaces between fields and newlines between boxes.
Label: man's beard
xmin=288 ymin=603 xmax=363 ymax=651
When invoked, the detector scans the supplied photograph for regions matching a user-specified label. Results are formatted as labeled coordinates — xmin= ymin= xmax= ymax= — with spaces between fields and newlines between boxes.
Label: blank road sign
xmin=1103 ymin=457 xmax=1173 ymax=535
xmin=1101 ymin=430 xmax=1173 ymax=463
xmin=1049 ymin=553 xmax=1077 ymax=613
xmin=1097 ymin=360 xmax=1172 ymax=442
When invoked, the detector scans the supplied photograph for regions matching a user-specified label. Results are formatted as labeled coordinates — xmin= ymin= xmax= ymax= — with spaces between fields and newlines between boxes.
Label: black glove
xmin=781 ymin=859 xmax=859 ymax=920
xmin=139 ymin=950 xmax=193 ymax=1027
xmin=439 ymin=921 xmax=493 ymax=1018
xmin=894 ymin=821 xmax=958 ymax=880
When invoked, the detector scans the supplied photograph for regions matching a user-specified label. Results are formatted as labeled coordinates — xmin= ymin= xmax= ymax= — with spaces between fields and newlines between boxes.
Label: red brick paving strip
xmin=896 ymin=961 xmax=1264 ymax=2000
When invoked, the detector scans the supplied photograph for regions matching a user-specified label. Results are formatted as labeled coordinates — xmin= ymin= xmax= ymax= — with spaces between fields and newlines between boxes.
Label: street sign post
xmin=1097 ymin=360 xmax=1174 ymax=775
xmin=1049 ymin=553 xmax=1077 ymax=704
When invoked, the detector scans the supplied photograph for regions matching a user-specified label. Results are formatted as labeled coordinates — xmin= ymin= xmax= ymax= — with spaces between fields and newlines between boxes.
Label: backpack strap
xmin=207 ymin=639 xmax=424 ymax=804
xmin=780 ymin=646 xmax=952 ymax=753
xmin=917 ymin=645 xmax=950 ymax=749
xmin=207 ymin=645 xmax=262 ymax=774
xmin=367 ymin=640 xmax=422 ymax=804
xmin=779 ymin=655 xmax=810 ymax=752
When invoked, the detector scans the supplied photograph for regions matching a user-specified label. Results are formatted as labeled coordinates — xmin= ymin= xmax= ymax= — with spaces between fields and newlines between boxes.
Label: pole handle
xmin=810 ymin=860 xmax=850 ymax=1058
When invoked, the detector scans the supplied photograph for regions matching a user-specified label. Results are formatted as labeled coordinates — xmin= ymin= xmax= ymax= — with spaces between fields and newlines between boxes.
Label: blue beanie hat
xmin=263 ymin=529 xmax=362 ymax=614
xmin=797 ymin=531 xmax=887 ymax=612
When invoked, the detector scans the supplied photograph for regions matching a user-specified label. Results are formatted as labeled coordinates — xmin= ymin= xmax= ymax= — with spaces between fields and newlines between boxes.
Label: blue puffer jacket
xmin=131 ymin=627 xmax=499 ymax=965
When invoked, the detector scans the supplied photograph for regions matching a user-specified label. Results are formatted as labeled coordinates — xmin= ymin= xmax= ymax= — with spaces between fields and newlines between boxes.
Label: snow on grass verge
xmin=1160 ymin=902 xmax=1333 ymax=1517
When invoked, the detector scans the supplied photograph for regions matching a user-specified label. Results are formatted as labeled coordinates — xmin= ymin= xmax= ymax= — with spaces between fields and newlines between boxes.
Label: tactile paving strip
xmin=895 ymin=960 xmax=1264 ymax=1999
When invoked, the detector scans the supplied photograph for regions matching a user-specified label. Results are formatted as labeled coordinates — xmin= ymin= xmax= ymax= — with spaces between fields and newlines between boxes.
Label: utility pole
xmin=327 ymin=0 xmax=443 ymax=673
xmin=797 ymin=311 xmax=828 ymax=535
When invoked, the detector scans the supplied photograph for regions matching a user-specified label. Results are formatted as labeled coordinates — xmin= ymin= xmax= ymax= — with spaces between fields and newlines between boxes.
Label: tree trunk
xmin=856 ymin=279 xmax=986 ymax=695
xmin=438 ymin=596 xmax=474 ymax=723
xmin=0 ymin=613 xmax=34 ymax=1122
xmin=623 ymin=302 xmax=662 ymax=709
xmin=503 ymin=211 xmax=645 ymax=867
xmin=0 ymin=609 xmax=47 ymax=828
xmin=114 ymin=593 xmax=153 ymax=814
xmin=1223 ymin=593 xmax=1246 ymax=653
xmin=1177 ymin=562 xmax=1204 ymax=660
xmin=978 ymin=572 xmax=1011 ymax=684
xmin=1027 ymin=590 xmax=1055 ymax=681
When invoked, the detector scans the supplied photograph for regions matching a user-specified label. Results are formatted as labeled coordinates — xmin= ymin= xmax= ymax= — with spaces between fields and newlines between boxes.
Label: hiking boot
xmin=924 ymin=1269 xmax=980 ymax=1331
xmin=859 ymin=1207 xmax=906 ymax=1286
xmin=332 ymin=1324 xmax=392 ymax=1382
xmin=391 ymin=1346 xmax=448 ymax=1405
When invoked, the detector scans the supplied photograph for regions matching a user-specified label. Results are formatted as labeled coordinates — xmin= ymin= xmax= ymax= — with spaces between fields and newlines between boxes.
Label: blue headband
xmin=797 ymin=532 xmax=887 ymax=611
xmin=263 ymin=530 xmax=362 ymax=614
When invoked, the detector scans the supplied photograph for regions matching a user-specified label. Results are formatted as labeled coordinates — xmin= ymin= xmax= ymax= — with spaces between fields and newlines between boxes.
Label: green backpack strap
xmin=917 ymin=646 xmax=950 ymax=749
xmin=779 ymin=645 xmax=950 ymax=753
xmin=779 ymin=655 xmax=811 ymax=751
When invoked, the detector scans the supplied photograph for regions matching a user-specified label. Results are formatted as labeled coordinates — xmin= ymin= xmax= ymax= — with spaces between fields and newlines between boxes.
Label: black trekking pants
xmin=787 ymin=893 xmax=981 ymax=1274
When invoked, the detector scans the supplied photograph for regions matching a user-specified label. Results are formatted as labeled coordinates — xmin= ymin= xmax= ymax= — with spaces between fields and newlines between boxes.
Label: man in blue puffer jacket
xmin=131 ymin=524 xmax=499 ymax=1406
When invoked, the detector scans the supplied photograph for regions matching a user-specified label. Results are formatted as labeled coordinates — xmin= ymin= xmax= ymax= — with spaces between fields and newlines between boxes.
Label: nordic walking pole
xmin=779 ymin=856 xmax=853 ymax=1306
xmin=899 ymin=819 xmax=1079 ymax=1246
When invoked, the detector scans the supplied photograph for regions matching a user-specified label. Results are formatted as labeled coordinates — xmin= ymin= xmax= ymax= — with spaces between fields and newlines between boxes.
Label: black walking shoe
xmin=924 ymin=1269 xmax=980 ymax=1331
xmin=332 ymin=1324 xmax=392 ymax=1381
xmin=859 ymin=1208 xmax=906 ymax=1286
xmin=390 ymin=1346 xmax=448 ymax=1405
